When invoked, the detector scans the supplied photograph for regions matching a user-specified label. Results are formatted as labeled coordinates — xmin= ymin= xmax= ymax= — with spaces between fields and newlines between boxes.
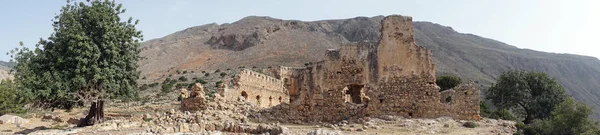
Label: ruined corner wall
xmin=436 ymin=82 xmax=480 ymax=120
xmin=263 ymin=15 xmax=479 ymax=123
xmin=376 ymin=16 xmax=435 ymax=82
xmin=227 ymin=69 xmax=288 ymax=108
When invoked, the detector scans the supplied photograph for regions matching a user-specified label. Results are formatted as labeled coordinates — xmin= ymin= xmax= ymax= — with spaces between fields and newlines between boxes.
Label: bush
xmin=0 ymin=80 xmax=26 ymax=115
xmin=182 ymin=70 xmax=188 ymax=74
xmin=490 ymin=109 xmax=517 ymax=120
xmin=176 ymin=70 xmax=181 ymax=74
xmin=436 ymin=75 xmax=461 ymax=91
xmin=175 ymin=83 xmax=188 ymax=89
xmin=480 ymin=101 xmax=492 ymax=117
xmin=220 ymin=72 xmax=227 ymax=77
xmin=205 ymin=73 xmax=210 ymax=77
xmin=149 ymin=82 xmax=159 ymax=87
xmin=178 ymin=76 xmax=188 ymax=82
xmin=214 ymin=69 xmax=221 ymax=73
xmin=139 ymin=84 xmax=149 ymax=91
xmin=161 ymin=83 xmax=174 ymax=93
xmin=201 ymin=71 xmax=206 ymax=73
xmin=463 ymin=121 xmax=478 ymax=128
xmin=215 ymin=81 xmax=223 ymax=87
xmin=195 ymin=79 xmax=207 ymax=84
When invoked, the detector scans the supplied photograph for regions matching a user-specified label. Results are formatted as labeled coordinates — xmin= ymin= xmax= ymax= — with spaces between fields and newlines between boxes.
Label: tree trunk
xmin=77 ymin=100 xmax=105 ymax=127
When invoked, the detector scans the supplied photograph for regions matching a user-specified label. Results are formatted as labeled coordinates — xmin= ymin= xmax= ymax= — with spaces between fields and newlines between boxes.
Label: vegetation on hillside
xmin=9 ymin=0 xmax=142 ymax=126
xmin=485 ymin=70 xmax=599 ymax=134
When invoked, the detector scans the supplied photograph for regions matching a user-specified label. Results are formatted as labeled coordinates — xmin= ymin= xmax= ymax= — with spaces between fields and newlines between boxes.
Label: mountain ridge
xmin=138 ymin=15 xmax=600 ymax=119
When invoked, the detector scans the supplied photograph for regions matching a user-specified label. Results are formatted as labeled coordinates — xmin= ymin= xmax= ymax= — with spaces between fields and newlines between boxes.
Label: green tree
xmin=486 ymin=71 xmax=566 ymax=124
xmin=436 ymin=75 xmax=462 ymax=91
xmin=0 ymin=80 xmax=26 ymax=115
xmin=10 ymin=0 xmax=142 ymax=126
xmin=518 ymin=98 xmax=600 ymax=135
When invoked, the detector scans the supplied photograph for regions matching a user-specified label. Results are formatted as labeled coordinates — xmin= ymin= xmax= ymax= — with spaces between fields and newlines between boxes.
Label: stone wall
xmin=261 ymin=15 xmax=480 ymax=123
xmin=225 ymin=69 xmax=288 ymax=108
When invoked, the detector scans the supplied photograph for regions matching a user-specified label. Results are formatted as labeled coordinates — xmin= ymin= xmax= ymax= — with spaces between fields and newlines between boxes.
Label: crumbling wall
xmin=436 ymin=83 xmax=481 ymax=120
xmin=376 ymin=16 xmax=435 ymax=82
xmin=261 ymin=15 xmax=480 ymax=123
xmin=228 ymin=69 xmax=288 ymax=108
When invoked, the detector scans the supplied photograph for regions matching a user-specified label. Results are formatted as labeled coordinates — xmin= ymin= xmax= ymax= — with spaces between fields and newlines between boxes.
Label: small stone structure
xmin=212 ymin=15 xmax=480 ymax=123
xmin=181 ymin=83 xmax=208 ymax=111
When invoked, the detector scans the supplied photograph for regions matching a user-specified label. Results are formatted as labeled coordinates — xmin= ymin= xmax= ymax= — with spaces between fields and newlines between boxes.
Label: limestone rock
xmin=0 ymin=115 xmax=29 ymax=125
xmin=306 ymin=129 xmax=342 ymax=135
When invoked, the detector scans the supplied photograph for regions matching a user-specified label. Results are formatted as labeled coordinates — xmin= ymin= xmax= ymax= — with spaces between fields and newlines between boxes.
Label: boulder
xmin=0 ymin=115 xmax=29 ymax=125
xmin=306 ymin=129 xmax=342 ymax=135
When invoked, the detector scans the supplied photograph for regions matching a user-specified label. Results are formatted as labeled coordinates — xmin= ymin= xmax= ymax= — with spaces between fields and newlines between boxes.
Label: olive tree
xmin=486 ymin=70 xmax=566 ymax=124
xmin=10 ymin=0 xmax=142 ymax=126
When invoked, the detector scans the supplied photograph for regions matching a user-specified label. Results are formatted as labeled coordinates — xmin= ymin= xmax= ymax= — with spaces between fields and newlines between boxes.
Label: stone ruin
xmin=186 ymin=15 xmax=480 ymax=123
xmin=181 ymin=83 xmax=208 ymax=111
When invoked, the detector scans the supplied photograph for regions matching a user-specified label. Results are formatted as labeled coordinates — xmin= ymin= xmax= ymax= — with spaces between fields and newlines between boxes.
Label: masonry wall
xmin=261 ymin=15 xmax=480 ymax=123
xmin=229 ymin=69 xmax=288 ymax=108
xmin=376 ymin=16 xmax=436 ymax=82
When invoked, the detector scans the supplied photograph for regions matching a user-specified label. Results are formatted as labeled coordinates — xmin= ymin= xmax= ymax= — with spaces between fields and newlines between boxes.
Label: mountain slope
xmin=139 ymin=16 xmax=600 ymax=119
xmin=0 ymin=61 xmax=13 ymax=80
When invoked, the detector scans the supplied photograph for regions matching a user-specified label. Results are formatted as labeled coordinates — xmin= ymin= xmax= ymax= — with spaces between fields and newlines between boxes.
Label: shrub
xmin=139 ymin=84 xmax=149 ymax=91
xmin=195 ymin=79 xmax=207 ymax=84
xmin=176 ymin=70 xmax=181 ymax=74
xmin=220 ymin=72 xmax=227 ymax=77
xmin=463 ymin=121 xmax=478 ymax=128
xmin=182 ymin=70 xmax=188 ymax=74
xmin=205 ymin=73 xmax=210 ymax=77
xmin=436 ymin=75 xmax=461 ymax=91
xmin=214 ymin=69 xmax=221 ymax=73
xmin=0 ymin=80 xmax=26 ymax=115
xmin=201 ymin=71 xmax=206 ymax=73
xmin=161 ymin=83 xmax=174 ymax=93
xmin=215 ymin=81 xmax=223 ymax=87
xmin=149 ymin=82 xmax=159 ymax=88
xmin=480 ymin=101 xmax=492 ymax=117
xmin=490 ymin=109 xmax=517 ymax=120
xmin=226 ymin=68 xmax=231 ymax=71
xmin=178 ymin=76 xmax=188 ymax=82
xmin=142 ymin=76 xmax=147 ymax=80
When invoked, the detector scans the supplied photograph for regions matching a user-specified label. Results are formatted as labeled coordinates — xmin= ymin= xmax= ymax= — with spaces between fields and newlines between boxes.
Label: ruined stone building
xmin=215 ymin=15 xmax=480 ymax=122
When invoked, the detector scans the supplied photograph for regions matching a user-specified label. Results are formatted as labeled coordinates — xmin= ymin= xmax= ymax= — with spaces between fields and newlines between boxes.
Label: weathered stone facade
xmin=221 ymin=15 xmax=479 ymax=123
xmin=220 ymin=69 xmax=289 ymax=108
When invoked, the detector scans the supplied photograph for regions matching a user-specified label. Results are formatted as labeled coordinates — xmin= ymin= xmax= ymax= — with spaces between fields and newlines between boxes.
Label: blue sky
xmin=1 ymin=0 xmax=599 ymax=62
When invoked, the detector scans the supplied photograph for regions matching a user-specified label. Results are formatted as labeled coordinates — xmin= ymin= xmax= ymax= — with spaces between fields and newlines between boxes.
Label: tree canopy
xmin=436 ymin=75 xmax=462 ymax=91
xmin=486 ymin=70 xmax=566 ymax=123
xmin=10 ymin=0 xmax=142 ymax=110
xmin=518 ymin=98 xmax=600 ymax=135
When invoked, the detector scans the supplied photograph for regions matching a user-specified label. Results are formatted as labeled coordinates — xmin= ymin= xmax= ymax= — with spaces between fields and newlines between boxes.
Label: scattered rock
xmin=0 ymin=115 xmax=29 ymax=125
xmin=306 ymin=129 xmax=342 ymax=135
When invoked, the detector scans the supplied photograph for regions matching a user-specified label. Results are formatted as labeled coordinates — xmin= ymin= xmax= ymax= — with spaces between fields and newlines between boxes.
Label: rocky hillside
xmin=139 ymin=16 xmax=600 ymax=119
xmin=0 ymin=61 xmax=13 ymax=80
